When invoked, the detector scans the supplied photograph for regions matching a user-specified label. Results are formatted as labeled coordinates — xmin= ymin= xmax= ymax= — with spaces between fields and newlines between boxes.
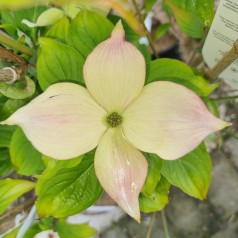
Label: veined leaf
xmin=37 ymin=37 xmax=85 ymax=90
xmin=142 ymin=153 xmax=162 ymax=196
xmin=10 ymin=128 xmax=45 ymax=176
xmin=146 ymin=58 xmax=218 ymax=96
xmin=0 ymin=77 xmax=35 ymax=100
xmin=161 ymin=143 xmax=212 ymax=200
xmin=36 ymin=152 xmax=103 ymax=218
xmin=46 ymin=16 xmax=70 ymax=43
xmin=164 ymin=0 xmax=214 ymax=38
xmin=0 ymin=178 xmax=35 ymax=215
xmin=68 ymin=11 xmax=114 ymax=58
xmin=139 ymin=176 xmax=170 ymax=213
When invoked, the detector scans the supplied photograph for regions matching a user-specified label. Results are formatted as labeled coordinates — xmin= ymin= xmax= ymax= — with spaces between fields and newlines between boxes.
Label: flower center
xmin=106 ymin=112 xmax=123 ymax=127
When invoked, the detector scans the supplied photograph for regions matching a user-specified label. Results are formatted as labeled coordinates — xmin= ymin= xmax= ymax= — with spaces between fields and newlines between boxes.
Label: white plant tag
xmin=202 ymin=0 xmax=238 ymax=89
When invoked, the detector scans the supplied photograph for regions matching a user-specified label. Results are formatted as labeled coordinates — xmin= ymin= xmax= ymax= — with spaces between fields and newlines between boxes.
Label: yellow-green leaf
xmin=161 ymin=143 xmax=212 ymax=200
xmin=55 ymin=220 xmax=96 ymax=238
xmin=164 ymin=0 xmax=214 ymax=38
xmin=139 ymin=176 xmax=170 ymax=213
xmin=0 ymin=178 xmax=35 ymax=214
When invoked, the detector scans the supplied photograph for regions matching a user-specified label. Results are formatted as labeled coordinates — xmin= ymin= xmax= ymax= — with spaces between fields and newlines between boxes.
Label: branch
xmin=206 ymin=39 xmax=238 ymax=80
xmin=131 ymin=0 xmax=158 ymax=58
xmin=0 ymin=197 xmax=36 ymax=224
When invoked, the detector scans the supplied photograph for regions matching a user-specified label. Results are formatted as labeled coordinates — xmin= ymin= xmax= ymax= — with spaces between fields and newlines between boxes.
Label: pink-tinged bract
xmin=0 ymin=21 xmax=231 ymax=221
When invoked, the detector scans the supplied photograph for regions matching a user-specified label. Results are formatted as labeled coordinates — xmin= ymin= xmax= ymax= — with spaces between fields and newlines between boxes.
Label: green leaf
xmin=55 ymin=220 xmax=96 ymax=238
xmin=36 ymin=152 xmax=103 ymax=218
xmin=68 ymin=11 xmax=114 ymax=58
xmin=142 ymin=153 xmax=162 ymax=196
xmin=10 ymin=128 xmax=45 ymax=176
xmin=37 ymin=37 xmax=85 ymax=90
xmin=23 ymin=224 xmax=42 ymax=238
xmin=204 ymin=98 xmax=219 ymax=117
xmin=38 ymin=217 xmax=54 ymax=230
xmin=154 ymin=23 xmax=170 ymax=39
xmin=46 ymin=16 xmax=70 ymax=43
xmin=0 ymin=97 xmax=30 ymax=121
xmin=0 ymin=148 xmax=12 ymax=177
xmin=164 ymin=0 xmax=214 ymax=38
xmin=24 ymin=218 xmax=54 ymax=238
xmin=0 ymin=125 xmax=15 ymax=148
xmin=145 ymin=0 xmax=157 ymax=14
xmin=139 ymin=176 xmax=170 ymax=213
xmin=1 ymin=6 xmax=47 ymax=40
xmin=0 ymin=178 xmax=35 ymax=215
xmin=146 ymin=58 xmax=218 ymax=96
xmin=161 ymin=143 xmax=212 ymax=200
xmin=0 ymin=76 xmax=35 ymax=99
xmin=42 ymin=154 xmax=83 ymax=170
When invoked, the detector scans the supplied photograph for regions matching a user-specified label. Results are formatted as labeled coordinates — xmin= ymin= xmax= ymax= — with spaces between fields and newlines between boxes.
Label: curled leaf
xmin=0 ymin=76 xmax=35 ymax=99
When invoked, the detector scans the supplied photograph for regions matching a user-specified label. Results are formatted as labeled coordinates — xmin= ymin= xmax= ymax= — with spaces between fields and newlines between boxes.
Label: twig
xmin=0 ymin=197 xmax=36 ymax=224
xmin=146 ymin=212 xmax=157 ymax=238
xmin=0 ymin=31 xmax=33 ymax=56
xmin=161 ymin=209 xmax=170 ymax=238
xmin=0 ymin=67 xmax=18 ymax=83
xmin=206 ymin=39 xmax=238 ymax=80
xmin=131 ymin=0 xmax=158 ymax=58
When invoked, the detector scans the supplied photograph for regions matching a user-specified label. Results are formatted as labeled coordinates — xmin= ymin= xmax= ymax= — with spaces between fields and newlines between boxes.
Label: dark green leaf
xmin=1 ymin=6 xmax=47 ymax=40
xmin=36 ymin=152 xmax=103 ymax=218
xmin=139 ymin=176 xmax=170 ymax=213
xmin=146 ymin=58 xmax=218 ymax=96
xmin=68 ymin=11 xmax=114 ymax=58
xmin=161 ymin=143 xmax=212 ymax=200
xmin=37 ymin=37 xmax=85 ymax=90
xmin=0 ymin=125 xmax=15 ymax=148
xmin=55 ymin=220 xmax=96 ymax=238
xmin=0 ymin=97 xmax=30 ymax=121
xmin=10 ymin=128 xmax=45 ymax=176
xmin=142 ymin=153 xmax=162 ymax=196
xmin=0 ymin=148 xmax=12 ymax=177
xmin=0 ymin=178 xmax=35 ymax=214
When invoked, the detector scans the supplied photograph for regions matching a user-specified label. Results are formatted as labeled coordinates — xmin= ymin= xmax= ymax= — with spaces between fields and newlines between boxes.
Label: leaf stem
xmin=206 ymin=39 xmax=238 ymax=80
xmin=161 ymin=209 xmax=170 ymax=238
xmin=131 ymin=0 xmax=158 ymax=58
xmin=211 ymin=95 xmax=238 ymax=102
xmin=146 ymin=212 xmax=157 ymax=238
xmin=0 ymin=32 xmax=33 ymax=56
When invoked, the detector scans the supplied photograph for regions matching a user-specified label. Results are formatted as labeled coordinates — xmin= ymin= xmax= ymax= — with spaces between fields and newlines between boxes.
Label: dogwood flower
xmin=1 ymin=22 xmax=230 ymax=222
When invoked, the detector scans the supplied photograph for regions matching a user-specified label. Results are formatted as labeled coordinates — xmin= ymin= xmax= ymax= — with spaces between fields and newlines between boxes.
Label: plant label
xmin=202 ymin=0 xmax=238 ymax=89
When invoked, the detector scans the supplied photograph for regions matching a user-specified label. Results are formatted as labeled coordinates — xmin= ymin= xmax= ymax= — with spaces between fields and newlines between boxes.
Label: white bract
xmin=1 ymin=22 xmax=230 ymax=222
